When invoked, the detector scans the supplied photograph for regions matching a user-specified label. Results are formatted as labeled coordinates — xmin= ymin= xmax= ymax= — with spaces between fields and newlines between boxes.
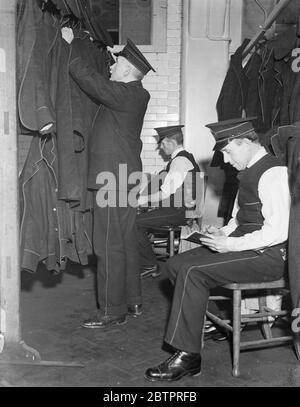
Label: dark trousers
xmin=93 ymin=196 xmax=141 ymax=316
xmin=164 ymin=245 xmax=286 ymax=354
xmin=136 ymin=207 xmax=186 ymax=266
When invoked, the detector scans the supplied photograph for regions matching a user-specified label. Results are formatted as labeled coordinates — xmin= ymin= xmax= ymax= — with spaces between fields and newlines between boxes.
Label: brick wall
xmin=18 ymin=0 xmax=183 ymax=175
xmin=141 ymin=0 xmax=183 ymax=174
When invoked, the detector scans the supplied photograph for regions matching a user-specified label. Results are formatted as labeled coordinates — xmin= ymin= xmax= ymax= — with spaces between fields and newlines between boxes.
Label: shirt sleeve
xmin=224 ymin=166 xmax=290 ymax=252
xmin=220 ymin=196 xmax=239 ymax=236
xmin=160 ymin=156 xmax=194 ymax=197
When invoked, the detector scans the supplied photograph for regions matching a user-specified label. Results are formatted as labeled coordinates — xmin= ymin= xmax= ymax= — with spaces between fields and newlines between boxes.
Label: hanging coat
xmin=20 ymin=134 xmax=93 ymax=273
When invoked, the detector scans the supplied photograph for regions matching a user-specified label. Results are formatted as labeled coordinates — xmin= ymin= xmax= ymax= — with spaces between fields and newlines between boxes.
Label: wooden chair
xmin=206 ymin=277 xmax=300 ymax=377
xmin=149 ymin=224 xmax=181 ymax=258
xmin=149 ymin=172 xmax=207 ymax=260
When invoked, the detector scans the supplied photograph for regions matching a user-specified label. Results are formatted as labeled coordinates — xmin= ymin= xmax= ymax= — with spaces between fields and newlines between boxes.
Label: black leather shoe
xmin=144 ymin=351 xmax=201 ymax=382
xmin=204 ymin=329 xmax=228 ymax=341
xmin=128 ymin=304 xmax=142 ymax=317
xmin=141 ymin=265 xmax=161 ymax=279
xmin=204 ymin=322 xmax=217 ymax=334
xmin=82 ymin=314 xmax=127 ymax=329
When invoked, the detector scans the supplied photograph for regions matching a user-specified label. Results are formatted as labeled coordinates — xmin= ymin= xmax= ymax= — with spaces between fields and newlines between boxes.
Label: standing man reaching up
xmin=61 ymin=28 xmax=155 ymax=328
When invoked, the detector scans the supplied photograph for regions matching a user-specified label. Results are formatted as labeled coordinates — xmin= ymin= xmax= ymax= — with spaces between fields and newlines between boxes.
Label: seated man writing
xmin=137 ymin=125 xmax=201 ymax=278
xmin=144 ymin=117 xmax=290 ymax=382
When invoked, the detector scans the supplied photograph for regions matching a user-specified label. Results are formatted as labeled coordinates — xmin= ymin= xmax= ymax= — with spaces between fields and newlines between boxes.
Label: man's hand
xmin=200 ymin=235 xmax=229 ymax=253
xmin=61 ymin=27 xmax=74 ymax=44
xmin=200 ymin=225 xmax=228 ymax=252
xmin=201 ymin=225 xmax=225 ymax=237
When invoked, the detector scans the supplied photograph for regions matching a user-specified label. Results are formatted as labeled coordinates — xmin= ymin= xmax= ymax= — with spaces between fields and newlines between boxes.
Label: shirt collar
xmin=171 ymin=146 xmax=184 ymax=159
xmin=247 ymin=146 xmax=267 ymax=168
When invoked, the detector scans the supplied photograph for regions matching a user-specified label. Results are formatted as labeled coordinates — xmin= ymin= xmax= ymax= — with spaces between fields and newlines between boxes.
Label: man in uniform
xmin=137 ymin=125 xmax=201 ymax=278
xmin=144 ymin=118 xmax=290 ymax=381
xmin=62 ymin=28 xmax=155 ymax=328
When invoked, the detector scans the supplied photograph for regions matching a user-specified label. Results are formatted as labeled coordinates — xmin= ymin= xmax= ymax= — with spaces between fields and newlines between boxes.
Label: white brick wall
xmin=141 ymin=0 xmax=183 ymax=174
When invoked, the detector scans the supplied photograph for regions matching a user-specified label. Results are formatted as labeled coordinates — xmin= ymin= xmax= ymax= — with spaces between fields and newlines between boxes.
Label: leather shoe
xmin=128 ymin=304 xmax=142 ymax=317
xmin=141 ymin=265 xmax=161 ymax=279
xmin=204 ymin=324 xmax=245 ymax=341
xmin=144 ymin=351 xmax=201 ymax=382
xmin=82 ymin=314 xmax=127 ymax=329
xmin=204 ymin=322 xmax=217 ymax=333
xmin=204 ymin=329 xmax=228 ymax=341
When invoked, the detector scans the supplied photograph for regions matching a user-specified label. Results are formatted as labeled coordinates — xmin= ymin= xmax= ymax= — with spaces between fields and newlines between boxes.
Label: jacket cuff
xmin=37 ymin=106 xmax=55 ymax=135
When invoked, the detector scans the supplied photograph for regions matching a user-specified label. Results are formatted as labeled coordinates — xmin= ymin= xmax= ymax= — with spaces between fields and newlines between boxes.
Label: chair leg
xmin=258 ymin=295 xmax=273 ymax=339
xmin=169 ymin=229 xmax=175 ymax=257
xmin=232 ymin=289 xmax=241 ymax=377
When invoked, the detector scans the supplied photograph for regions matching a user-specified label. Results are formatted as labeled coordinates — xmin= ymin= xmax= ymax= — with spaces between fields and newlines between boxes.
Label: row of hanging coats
xmin=214 ymin=22 xmax=300 ymax=316
xmin=18 ymin=0 xmax=114 ymax=273
xmin=217 ymin=24 xmax=300 ymax=131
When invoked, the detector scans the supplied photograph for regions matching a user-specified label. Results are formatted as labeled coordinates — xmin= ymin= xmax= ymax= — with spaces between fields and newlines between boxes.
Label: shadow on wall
xmin=199 ymin=159 xmax=225 ymax=200
xmin=198 ymin=159 xmax=226 ymax=227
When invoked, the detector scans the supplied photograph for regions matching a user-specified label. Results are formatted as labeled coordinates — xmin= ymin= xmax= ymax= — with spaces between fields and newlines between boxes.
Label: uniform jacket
xmin=69 ymin=48 xmax=150 ymax=190
xmin=20 ymin=134 xmax=92 ymax=273
xmin=270 ymin=125 xmax=300 ymax=308
xmin=272 ymin=124 xmax=300 ymax=349
xmin=17 ymin=1 xmax=109 ymax=272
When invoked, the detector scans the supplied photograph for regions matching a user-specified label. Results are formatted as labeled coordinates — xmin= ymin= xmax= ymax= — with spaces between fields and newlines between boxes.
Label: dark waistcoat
xmin=164 ymin=150 xmax=200 ymax=208
xmin=230 ymin=153 xmax=283 ymax=237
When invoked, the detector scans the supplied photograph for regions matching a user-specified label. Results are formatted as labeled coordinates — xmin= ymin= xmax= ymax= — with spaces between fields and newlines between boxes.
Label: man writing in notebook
xmin=137 ymin=125 xmax=200 ymax=278
xmin=144 ymin=117 xmax=290 ymax=382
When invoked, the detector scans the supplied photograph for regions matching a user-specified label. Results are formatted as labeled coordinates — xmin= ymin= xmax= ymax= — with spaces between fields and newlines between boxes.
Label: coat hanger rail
xmin=242 ymin=0 xmax=293 ymax=60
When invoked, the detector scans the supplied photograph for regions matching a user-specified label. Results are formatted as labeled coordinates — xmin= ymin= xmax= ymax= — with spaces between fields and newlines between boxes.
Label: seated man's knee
xmin=165 ymin=255 xmax=186 ymax=282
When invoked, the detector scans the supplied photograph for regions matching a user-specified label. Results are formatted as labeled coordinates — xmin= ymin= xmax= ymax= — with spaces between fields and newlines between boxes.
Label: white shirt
xmin=160 ymin=147 xmax=194 ymax=197
xmin=221 ymin=148 xmax=290 ymax=252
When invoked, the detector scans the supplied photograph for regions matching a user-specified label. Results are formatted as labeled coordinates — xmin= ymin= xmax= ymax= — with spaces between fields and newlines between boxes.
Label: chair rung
xmin=206 ymin=312 xmax=232 ymax=332
xmin=152 ymin=239 xmax=168 ymax=244
xmin=209 ymin=296 xmax=231 ymax=300
xmin=207 ymin=310 xmax=289 ymax=330
xmin=240 ymin=336 xmax=293 ymax=350
xmin=241 ymin=310 xmax=288 ymax=321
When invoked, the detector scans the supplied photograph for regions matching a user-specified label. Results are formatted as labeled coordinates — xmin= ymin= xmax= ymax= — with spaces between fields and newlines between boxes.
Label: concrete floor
xmin=0 ymin=260 xmax=300 ymax=388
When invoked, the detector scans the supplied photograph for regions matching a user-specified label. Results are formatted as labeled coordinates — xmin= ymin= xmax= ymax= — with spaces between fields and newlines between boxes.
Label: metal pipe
xmin=242 ymin=0 xmax=293 ymax=59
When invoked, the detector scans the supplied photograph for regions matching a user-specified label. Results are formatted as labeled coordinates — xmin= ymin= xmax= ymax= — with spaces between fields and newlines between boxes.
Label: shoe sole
xmin=81 ymin=318 xmax=127 ymax=329
xmin=144 ymin=369 xmax=201 ymax=382
xmin=204 ymin=333 xmax=227 ymax=341
xmin=204 ymin=326 xmax=217 ymax=333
